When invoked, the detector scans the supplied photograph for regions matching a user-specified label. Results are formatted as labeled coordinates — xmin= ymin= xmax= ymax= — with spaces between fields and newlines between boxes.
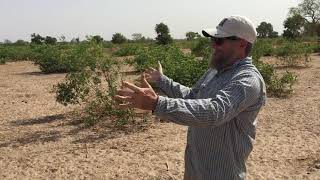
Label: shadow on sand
xmin=1 ymin=113 xmax=151 ymax=148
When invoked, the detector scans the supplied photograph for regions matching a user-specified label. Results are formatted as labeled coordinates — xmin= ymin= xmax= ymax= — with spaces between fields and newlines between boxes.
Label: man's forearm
xmin=157 ymin=74 xmax=192 ymax=99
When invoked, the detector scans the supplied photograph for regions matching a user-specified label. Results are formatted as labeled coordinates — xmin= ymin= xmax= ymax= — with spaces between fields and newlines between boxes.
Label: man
xmin=115 ymin=15 xmax=266 ymax=180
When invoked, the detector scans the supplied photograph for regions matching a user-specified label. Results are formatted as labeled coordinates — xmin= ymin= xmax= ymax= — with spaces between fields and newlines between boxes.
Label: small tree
xmin=293 ymin=0 xmax=320 ymax=24
xmin=59 ymin=35 xmax=66 ymax=42
xmin=256 ymin=22 xmax=274 ymax=38
xmin=132 ymin=33 xmax=145 ymax=41
xmin=31 ymin=33 xmax=45 ymax=44
xmin=289 ymin=0 xmax=320 ymax=36
xmin=70 ymin=37 xmax=80 ymax=43
xmin=3 ymin=39 xmax=12 ymax=44
xmin=92 ymin=35 xmax=104 ymax=44
xmin=186 ymin=31 xmax=200 ymax=40
xmin=155 ymin=23 xmax=173 ymax=45
xmin=111 ymin=33 xmax=127 ymax=44
xmin=44 ymin=36 xmax=57 ymax=45
xmin=283 ymin=14 xmax=305 ymax=38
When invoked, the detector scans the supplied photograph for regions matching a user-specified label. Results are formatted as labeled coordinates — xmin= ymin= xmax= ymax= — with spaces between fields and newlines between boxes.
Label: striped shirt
xmin=154 ymin=57 xmax=266 ymax=180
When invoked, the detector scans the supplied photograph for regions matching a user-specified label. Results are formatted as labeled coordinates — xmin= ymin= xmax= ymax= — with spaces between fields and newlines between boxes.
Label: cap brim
xmin=202 ymin=28 xmax=232 ymax=38
xmin=202 ymin=29 xmax=215 ymax=37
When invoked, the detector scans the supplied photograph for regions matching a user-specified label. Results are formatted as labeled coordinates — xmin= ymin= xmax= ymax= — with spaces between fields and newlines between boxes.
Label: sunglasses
xmin=211 ymin=36 xmax=240 ymax=46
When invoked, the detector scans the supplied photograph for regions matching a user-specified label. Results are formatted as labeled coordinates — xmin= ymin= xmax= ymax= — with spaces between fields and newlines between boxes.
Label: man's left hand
xmin=115 ymin=73 xmax=159 ymax=111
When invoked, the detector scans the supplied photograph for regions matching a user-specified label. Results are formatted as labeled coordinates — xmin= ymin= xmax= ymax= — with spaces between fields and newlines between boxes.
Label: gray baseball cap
xmin=202 ymin=15 xmax=257 ymax=43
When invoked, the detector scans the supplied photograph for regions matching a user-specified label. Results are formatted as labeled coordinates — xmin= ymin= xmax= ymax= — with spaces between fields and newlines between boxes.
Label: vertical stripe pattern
xmin=154 ymin=57 xmax=266 ymax=180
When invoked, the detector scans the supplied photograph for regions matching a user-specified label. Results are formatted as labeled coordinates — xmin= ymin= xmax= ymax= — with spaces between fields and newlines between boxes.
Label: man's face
xmin=210 ymin=37 xmax=241 ymax=70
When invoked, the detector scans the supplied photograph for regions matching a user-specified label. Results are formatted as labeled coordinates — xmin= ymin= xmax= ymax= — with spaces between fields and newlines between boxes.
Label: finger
xmin=116 ymin=89 xmax=135 ymax=96
xmin=147 ymin=67 xmax=157 ymax=72
xmin=114 ymin=95 xmax=133 ymax=102
xmin=122 ymin=81 xmax=143 ymax=93
xmin=140 ymin=73 xmax=147 ymax=88
xmin=157 ymin=61 xmax=163 ymax=74
xmin=141 ymin=73 xmax=152 ymax=88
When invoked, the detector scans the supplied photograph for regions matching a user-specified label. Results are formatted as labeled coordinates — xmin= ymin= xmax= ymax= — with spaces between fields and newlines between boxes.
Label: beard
xmin=209 ymin=50 xmax=234 ymax=71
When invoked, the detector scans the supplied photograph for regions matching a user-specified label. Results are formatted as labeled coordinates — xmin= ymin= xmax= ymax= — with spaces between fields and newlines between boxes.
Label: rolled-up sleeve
xmin=154 ymin=72 xmax=262 ymax=127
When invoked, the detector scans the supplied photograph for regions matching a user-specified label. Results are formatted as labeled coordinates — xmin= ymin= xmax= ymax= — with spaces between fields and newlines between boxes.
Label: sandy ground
xmin=0 ymin=55 xmax=320 ymax=180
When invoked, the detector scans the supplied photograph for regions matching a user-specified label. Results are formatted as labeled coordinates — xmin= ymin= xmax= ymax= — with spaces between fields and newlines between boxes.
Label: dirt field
xmin=1 ymin=55 xmax=320 ymax=180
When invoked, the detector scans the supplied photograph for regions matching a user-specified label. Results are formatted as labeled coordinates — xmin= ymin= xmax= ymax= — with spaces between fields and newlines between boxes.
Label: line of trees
xmin=257 ymin=0 xmax=319 ymax=39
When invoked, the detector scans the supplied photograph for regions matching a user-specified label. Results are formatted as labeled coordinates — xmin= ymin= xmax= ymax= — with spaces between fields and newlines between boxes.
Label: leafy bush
xmin=250 ymin=39 xmax=274 ymax=62
xmin=251 ymin=40 xmax=298 ymax=98
xmin=131 ymin=41 xmax=297 ymax=97
xmin=191 ymin=37 xmax=212 ymax=58
xmin=256 ymin=61 xmax=298 ymax=97
xmin=0 ymin=45 xmax=37 ymax=61
xmin=133 ymin=45 xmax=208 ymax=87
xmin=102 ymin=41 xmax=114 ymax=48
xmin=113 ymin=44 xmax=143 ymax=57
xmin=174 ymin=40 xmax=194 ymax=49
xmin=34 ymin=40 xmax=103 ymax=73
xmin=54 ymin=52 xmax=134 ymax=126
xmin=274 ymin=41 xmax=312 ymax=66
xmin=267 ymin=71 xmax=297 ymax=97
xmin=256 ymin=62 xmax=275 ymax=85
xmin=306 ymin=43 xmax=320 ymax=53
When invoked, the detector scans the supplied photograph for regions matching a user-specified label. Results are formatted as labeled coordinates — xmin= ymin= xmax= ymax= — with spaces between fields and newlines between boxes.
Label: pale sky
xmin=0 ymin=0 xmax=299 ymax=42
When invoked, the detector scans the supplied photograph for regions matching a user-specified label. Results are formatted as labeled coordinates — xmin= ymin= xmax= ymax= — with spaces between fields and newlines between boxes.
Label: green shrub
xmin=273 ymin=38 xmax=287 ymax=46
xmin=113 ymin=44 xmax=143 ymax=57
xmin=54 ymin=54 xmax=134 ymax=126
xmin=174 ymin=40 xmax=194 ymax=49
xmin=267 ymin=71 xmax=297 ymax=97
xmin=305 ymin=43 xmax=320 ymax=53
xmin=132 ymin=43 xmax=297 ymax=98
xmin=102 ymin=41 xmax=114 ymax=48
xmin=251 ymin=39 xmax=298 ymax=98
xmin=274 ymin=41 xmax=312 ymax=66
xmin=34 ymin=40 xmax=102 ymax=73
xmin=251 ymin=39 xmax=274 ymax=62
xmin=0 ymin=45 xmax=36 ymax=61
xmin=191 ymin=37 xmax=212 ymax=58
xmin=256 ymin=62 xmax=275 ymax=85
xmin=298 ymin=36 xmax=319 ymax=43
xmin=256 ymin=62 xmax=297 ymax=97
xmin=133 ymin=45 xmax=208 ymax=87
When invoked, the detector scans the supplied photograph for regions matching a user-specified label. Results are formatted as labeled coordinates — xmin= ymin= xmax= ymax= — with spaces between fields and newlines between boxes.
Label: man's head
xmin=202 ymin=15 xmax=257 ymax=70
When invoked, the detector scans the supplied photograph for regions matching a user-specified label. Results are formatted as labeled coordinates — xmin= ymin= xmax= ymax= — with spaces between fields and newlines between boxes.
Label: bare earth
xmin=0 ymin=55 xmax=320 ymax=180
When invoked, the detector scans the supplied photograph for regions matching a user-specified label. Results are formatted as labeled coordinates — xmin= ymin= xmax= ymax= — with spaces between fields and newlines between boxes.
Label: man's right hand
xmin=144 ymin=61 xmax=163 ymax=83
